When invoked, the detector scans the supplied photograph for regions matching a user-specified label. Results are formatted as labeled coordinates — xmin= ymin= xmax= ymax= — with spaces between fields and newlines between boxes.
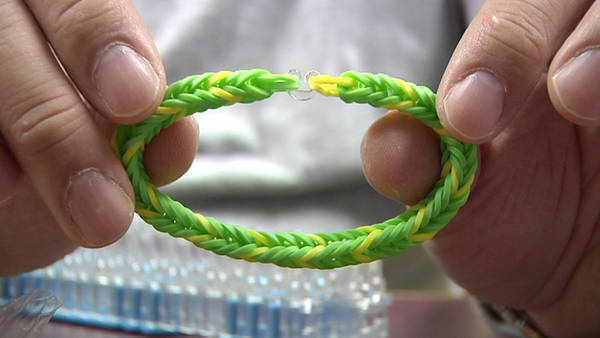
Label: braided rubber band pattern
xmin=113 ymin=69 xmax=478 ymax=269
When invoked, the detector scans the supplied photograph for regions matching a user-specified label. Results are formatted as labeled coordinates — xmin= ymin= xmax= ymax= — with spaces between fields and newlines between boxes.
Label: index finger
xmin=25 ymin=0 xmax=166 ymax=124
xmin=438 ymin=0 xmax=590 ymax=143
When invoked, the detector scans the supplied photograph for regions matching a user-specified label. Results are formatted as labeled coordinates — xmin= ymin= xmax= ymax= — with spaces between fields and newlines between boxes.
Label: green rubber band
xmin=114 ymin=69 xmax=478 ymax=269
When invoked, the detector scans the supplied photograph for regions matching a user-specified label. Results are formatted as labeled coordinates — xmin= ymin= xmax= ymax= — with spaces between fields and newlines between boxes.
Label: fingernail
xmin=66 ymin=169 xmax=133 ymax=246
xmin=443 ymin=71 xmax=505 ymax=140
xmin=552 ymin=49 xmax=600 ymax=122
xmin=94 ymin=43 xmax=160 ymax=118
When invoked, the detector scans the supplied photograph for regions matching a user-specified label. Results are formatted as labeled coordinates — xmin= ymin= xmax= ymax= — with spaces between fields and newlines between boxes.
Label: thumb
xmin=438 ymin=0 xmax=590 ymax=143
xmin=361 ymin=110 xmax=441 ymax=206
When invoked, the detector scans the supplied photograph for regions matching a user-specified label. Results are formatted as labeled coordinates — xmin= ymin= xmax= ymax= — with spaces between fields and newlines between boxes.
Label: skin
xmin=1 ymin=0 xmax=599 ymax=336
xmin=0 ymin=0 xmax=198 ymax=276
xmin=363 ymin=1 xmax=600 ymax=336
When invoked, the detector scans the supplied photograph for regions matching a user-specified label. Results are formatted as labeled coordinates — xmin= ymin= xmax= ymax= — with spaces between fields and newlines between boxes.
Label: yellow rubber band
xmin=433 ymin=127 xmax=450 ymax=136
xmin=407 ymin=204 xmax=425 ymax=212
xmin=395 ymin=79 xmax=419 ymax=101
xmin=356 ymin=225 xmax=378 ymax=233
xmin=247 ymin=229 xmax=270 ymax=246
xmin=110 ymin=132 xmax=119 ymax=156
xmin=156 ymin=106 xmax=185 ymax=115
xmin=240 ymin=247 xmax=269 ymax=261
xmin=209 ymin=87 xmax=241 ymax=104
xmin=309 ymin=75 xmax=357 ymax=96
xmin=207 ymin=71 xmax=233 ymax=88
xmin=145 ymin=182 xmax=164 ymax=213
xmin=122 ymin=141 xmax=144 ymax=166
xmin=441 ymin=160 xmax=452 ymax=178
xmin=407 ymin=231 xmax=437 ymax=242
xmin=186 ymin=235 xmax=212 ymax=243
xmin=308 ymin=234 xmax=327 ymax=246
xmin=195 ymin=213 xmax=215 ymax=236
xmin=353 ymin=229 xmax=382 ymax=256
xmin=310 ymin=75 xmax=356 ymax=87
xmin=384 ymin=101 xmax=415 ymax=111
xmin=352 ymin=253 xmax=377 ymax=263
xmin=296 ymin=245 xmax=326 ymax=266
xmin=410 ymin=207 xmax=427 ymax=234
xmin=451 ymin=166 xmax=459 ymax=194
xmin=452 ymin=174 xmax=475 ymax=199
xmin=135 ymin=208 xmax=163 ymax=218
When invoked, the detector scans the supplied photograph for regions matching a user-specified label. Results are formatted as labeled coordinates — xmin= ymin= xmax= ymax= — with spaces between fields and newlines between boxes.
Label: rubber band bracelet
xmin=113 ymin=69 xmax=478 ymax=269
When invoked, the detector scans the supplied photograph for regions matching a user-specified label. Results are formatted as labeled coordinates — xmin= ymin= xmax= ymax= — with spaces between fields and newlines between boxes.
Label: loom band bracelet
xmin=113 ymin=69 xmax=478 ymax=270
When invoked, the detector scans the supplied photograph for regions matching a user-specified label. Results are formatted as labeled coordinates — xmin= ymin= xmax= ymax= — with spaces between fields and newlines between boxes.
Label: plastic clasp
xmin=288 ymin=69 xmax=320 ymax=101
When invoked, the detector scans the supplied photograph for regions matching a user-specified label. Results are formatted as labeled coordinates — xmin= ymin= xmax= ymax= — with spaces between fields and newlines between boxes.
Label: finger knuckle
xmin=51 ymin=0 xmax=126 ymax=47
xmin=0 ymin=2 xmax=20 ymax=34
xmin=9 ymin=92 xmax=84 ymax=158
xmin=482 ymin=1 xmax=557 ymax=66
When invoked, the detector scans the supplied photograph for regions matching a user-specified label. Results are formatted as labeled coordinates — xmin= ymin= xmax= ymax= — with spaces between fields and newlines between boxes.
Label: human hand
xmin=0 ymin=1 xmax=198 ymax=276
xmin=362 ymin=1 xmax=600 ymax=336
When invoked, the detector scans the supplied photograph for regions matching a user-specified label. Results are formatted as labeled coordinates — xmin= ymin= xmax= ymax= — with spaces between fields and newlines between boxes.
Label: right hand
xmin=362 ymin=1 xmax=600 ymax=336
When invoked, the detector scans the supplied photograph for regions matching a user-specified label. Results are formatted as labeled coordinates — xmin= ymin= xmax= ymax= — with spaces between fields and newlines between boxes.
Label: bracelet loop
xmin=113 ymin=69 xmax=478 ymax=269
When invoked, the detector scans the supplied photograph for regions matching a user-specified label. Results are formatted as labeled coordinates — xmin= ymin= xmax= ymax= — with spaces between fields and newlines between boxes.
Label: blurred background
xmin=1 ymin=1 xmax=509 ymax=337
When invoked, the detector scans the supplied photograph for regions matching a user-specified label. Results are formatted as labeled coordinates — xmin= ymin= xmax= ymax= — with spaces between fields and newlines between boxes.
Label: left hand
xmin=0 ymin=0 xmax=199 ymax=276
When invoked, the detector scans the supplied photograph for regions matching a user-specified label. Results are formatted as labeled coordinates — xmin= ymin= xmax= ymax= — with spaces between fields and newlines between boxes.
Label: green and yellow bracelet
xmin=113 ymin=69 xmax=477 ymax=269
